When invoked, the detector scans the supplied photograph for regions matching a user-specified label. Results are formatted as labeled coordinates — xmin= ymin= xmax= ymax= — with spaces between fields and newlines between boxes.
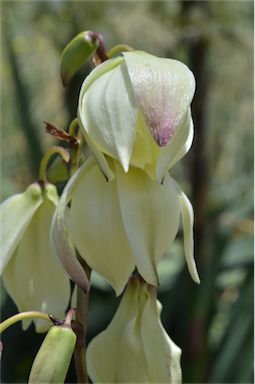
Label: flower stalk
xmin=74 ymin=260 xmax=91 ymax=384
xmin=0 ymin=311 xmax=52 ymax=333
xmin=39 ymin=146 xmax=70 ymax=182
xmin=107 ymin=43 xmax=134 ymax=58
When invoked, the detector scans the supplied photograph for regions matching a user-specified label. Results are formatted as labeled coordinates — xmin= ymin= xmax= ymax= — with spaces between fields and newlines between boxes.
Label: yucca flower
xmin=87 ymin=276 xmax=182 ymax=383
xmin=0 ymin=183 xmax=70 ymax=332
xmin=78 ymin=50 xmax=195 ymax=182
xmin=52 ymin=157 xmax=199 ymax=296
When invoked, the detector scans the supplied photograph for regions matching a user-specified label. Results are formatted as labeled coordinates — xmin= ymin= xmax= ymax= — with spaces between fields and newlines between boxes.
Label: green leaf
xmin=60 ymin=31 xmax=99 ymax=86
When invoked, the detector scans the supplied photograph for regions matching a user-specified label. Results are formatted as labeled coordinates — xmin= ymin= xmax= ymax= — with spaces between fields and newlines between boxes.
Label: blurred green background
xmin=1 ymin=1 xmax=253 ymax=383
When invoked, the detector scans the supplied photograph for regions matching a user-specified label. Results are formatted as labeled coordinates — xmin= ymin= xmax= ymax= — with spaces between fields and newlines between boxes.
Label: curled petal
xmin=0 ymin=183 xmax=43 ymax=274
xmin=115 ymin=163 xmax=180 ymax=286
xmin=177 ymin=188 xmax=200 ymax=284
xmin=79 ymin=57 xmax=137 ymax=172
xmin=51 ymin=162 xmax=92 ymax=293
xmin=124 ymin=51 xmax=195 ymax=147
xmin=69 ymin=158 xmax=135 ymax=295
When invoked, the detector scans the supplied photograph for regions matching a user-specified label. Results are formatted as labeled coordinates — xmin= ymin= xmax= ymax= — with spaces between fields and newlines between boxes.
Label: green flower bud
xmin=60 ymin=31 xmax=100 ymax=86
xmin=87 ymin=276 xmax=182 ymax=383
xmin=78 ymin=51 xmax=195 ymax=182
xmin=28 ymin=322 xmax=76 ymax=383
xmin=0 ymin=183 xmax=70 ymax=332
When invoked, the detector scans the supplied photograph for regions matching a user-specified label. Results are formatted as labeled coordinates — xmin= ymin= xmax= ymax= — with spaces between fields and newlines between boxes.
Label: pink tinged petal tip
xmin=150 ymin=117 xmax=176 ymax=147
xmin=123 ymin=51 xmax=195 ymax=149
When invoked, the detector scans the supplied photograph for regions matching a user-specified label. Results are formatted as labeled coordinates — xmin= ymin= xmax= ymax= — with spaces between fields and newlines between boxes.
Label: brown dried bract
xmin=44 ymin=121 xmax=77 ymax=145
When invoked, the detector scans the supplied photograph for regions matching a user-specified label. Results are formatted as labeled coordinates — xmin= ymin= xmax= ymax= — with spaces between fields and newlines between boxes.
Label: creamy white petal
xmin=79 ymin=58 xmax=137 ymax=172
xmin=141 ymin=289 xmax=182 ymax=383
xmin=44 ymin=182 xmax=59 ymax=205
xmin=170 ymin=113 xmax=194 ymax=167
xmin=2 ymin=197 xmax=70 ymax=332
xmin=51 ymin=161 xmax=92 ymax=293
xmin=129 ymin=108 xmax=155 ymax=170
xmin=124 ymin=51 xmax=195 ymax=147
xmin=0 ymin=184 xmax=43 ymax=274
xmin=115 ymin=162 xmax=180 ymax=286
xmin=156 ymin=110 xmax=193 ymax=183
xmin=87 ymin=278 xmax=149 ymax=383
xmin=77 ymin=117 xmax=115 ymax=181
xmin=87 ymin=277 xmax=182 ymax=383
xmin=69 ymin=158 xmax=135 ymax=295
xmin=79 ymin=56 xmax=123 ymax=93
xmin=177 ymin=189 xmax=200 ymax=284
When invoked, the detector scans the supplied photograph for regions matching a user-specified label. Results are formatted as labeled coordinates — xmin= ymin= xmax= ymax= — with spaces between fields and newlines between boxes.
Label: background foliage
xmin=1 ymin=1 xmax=253 ymax=383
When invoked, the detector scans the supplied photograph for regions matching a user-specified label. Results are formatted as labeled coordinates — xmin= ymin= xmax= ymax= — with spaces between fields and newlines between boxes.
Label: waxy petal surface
xmin=141 ymin=292 xmax=182 ymax=383
xmin=87 ymin=278 xmax=149 ymax=382
xmin=124 ymin=51 xmax=195 ymax=147
xmin=77 ymin=119 xmax=115 ymax=181
xmin=69 ymin=158 xmax=135 ymax=295
xmin=87 ymin=277 xmax=182 ymax=383
xmin=115 ymin=162 xmax=180 ymax=286
xmin=79 ymin=58 xmax=137 ymax=171
xmin=156 ymin=110 xmax=194 ymax=183
xmin=0 ymin=184 xmax=43 ymax=274
xmin=2 ymin=197 xmax=70 ymax=332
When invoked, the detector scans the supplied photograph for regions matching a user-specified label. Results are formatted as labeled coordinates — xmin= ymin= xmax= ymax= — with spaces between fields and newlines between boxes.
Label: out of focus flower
xmin=0 ymin=183 xmax=70 ymax=332
xmin=78 ymin=51 xmax=195 ymax=182
xmin=87 ymin=276 xmax=182 ymax=383
xmin=52 ymin=157 xmax=199 ymax=296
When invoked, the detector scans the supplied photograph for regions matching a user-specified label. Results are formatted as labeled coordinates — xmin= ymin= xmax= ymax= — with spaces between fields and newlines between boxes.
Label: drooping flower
xmin=51 ymin=156 xmax=199 ymax=296
xmin=78 ymin=50 xmax=195 ymax=182
xmin=87 ymin=275 xmax=182 ymax=383
xmin=0 ymin=183 xmax=70 ymax=332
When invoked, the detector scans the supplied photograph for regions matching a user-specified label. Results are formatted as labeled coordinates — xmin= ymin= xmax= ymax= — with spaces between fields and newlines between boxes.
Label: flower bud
xmin=0 ymin=183 xmax=70 ymax=332
xmin=28 ymin=322 xmax=76 ymax=383
xmin=60 ymin=31 xmax=100 ymax=86
xmin=87 ymin=276 xmax=182 ymax=383
xmin=78 ymin=51 xmax=195 ymax=182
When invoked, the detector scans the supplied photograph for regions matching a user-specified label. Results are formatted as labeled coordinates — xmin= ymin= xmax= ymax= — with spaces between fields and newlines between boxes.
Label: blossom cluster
xmin=1 ymin=46 xmax=199 ymax=383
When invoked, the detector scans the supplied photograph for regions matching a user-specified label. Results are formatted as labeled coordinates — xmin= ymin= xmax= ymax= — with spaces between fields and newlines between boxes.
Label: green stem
xmin=74 ymin=262 xmax=91 ymax=384
xmin=39 ymin=146 xmax=70 ymax=182
xmin=69 ymin=117 xmax=79 ymax=137
xmin=0 ymin=311 xmax=51 ymax=333
xmin=68 ymin=118 xmax=84 ymax=177
xmin=107 ymin=44 xmax=134 ymax=58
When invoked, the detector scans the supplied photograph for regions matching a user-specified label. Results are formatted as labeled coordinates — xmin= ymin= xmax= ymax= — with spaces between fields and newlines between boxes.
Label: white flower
xmin=87 ymin=276 xmax=182 ymax=383
xmin=0 ymin=183 xmax=70 ymax=332
xmin=52 ymin=157 xmax=199 ymax=296
xmin=78 ymin=50 xmax=195 ymax=182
